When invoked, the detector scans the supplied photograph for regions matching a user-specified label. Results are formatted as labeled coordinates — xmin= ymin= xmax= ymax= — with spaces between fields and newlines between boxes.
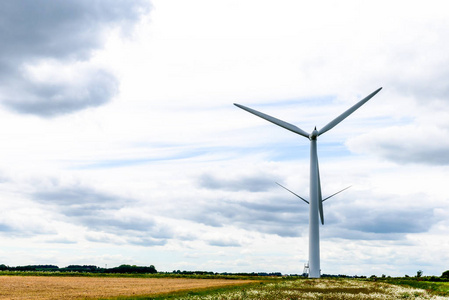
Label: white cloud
xmin=0 ymin=0 xmax=448 ymax=277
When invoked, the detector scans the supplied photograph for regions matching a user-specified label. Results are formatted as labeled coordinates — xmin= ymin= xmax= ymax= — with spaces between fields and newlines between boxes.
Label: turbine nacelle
xmin=309 ymin=127 xmax=318 ymax=140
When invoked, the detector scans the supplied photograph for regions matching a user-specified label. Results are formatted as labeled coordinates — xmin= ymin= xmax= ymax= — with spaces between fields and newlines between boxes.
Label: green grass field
xmin=378 ymin=278 xmax=449 ymax=297
xmin=107 ymin=277 xmax=449 ymax=299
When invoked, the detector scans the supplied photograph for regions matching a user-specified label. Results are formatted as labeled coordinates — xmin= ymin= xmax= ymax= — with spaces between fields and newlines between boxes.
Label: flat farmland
xmin=0 ymin=276 xmax=253 ymax=299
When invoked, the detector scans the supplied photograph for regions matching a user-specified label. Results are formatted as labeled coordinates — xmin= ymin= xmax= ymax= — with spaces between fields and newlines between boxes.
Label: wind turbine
xmin=234 ymin=87 xmax=382 ymax=278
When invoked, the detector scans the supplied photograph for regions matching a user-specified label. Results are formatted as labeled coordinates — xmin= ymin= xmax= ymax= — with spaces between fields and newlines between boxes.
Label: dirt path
xmin=0 ymin=276 xmax=253 ymax=299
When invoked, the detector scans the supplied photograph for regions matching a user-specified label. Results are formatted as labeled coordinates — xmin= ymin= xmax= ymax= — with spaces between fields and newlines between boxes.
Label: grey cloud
xmin=2 ymin=70 xmax=118 ymax=117
xmin=33 ymin=185 xmax=129 ymax=211
xmin=347 ymin=126 xmax=449 ymax=165
xmin=0 ymin=0 xmax=149 ymax=117
xmin=389 ymin=62 xmax=449 ymax=103
xmin=0 ymin=223 xmax=13 ymax=232
xmin=32 ymin=183 xmax=172 ymax=245
xmin=82 ymin=217 xmax=156 ymax=232
xmin=0 ymin=220 xmax=55 ymax=237
xmin=85 ymin=233 xmax=123 ymax=245
xmin=372 ymin=143 xmax=449 ymax=165
xmin=81 ymin=216 xmax=173 ymax=240
xmin=240 ymin=201 xmax=304 ymax=214
xmin=44 ymin=237 xmax=77 ymax=244
xmin=0 ymin=0 xmax=148 ymax=61
xmin=175 ymin=196 xmax=309 ymax=238
xmin=81 ymin=215 xmax=171 ymax=246
xmin=388 ymin=70 xmax=449 ymax=104
xmin=323 ymin=228 xmax=405 ymax=241
xmin=323 ymin=198 xmax=436 ymax=240
xmin=129 ymin=237 xmax=167 ymax=247
xmin=179 ymin=181 xmax=437 ymax=240
xmin=347 ymin=210 xmax=433 ymax=234
xmin=207 ymin=238 xmax=241 ymax=247
xmin=379 ymin=20 xmax=449 ymax=104
xmin=198 ymin=173 xmax=275 ymax=192
xmin=193 ymin=169 xmax=311 ymax=237
xmin=85 ymin=233 xmax=167 ymax=247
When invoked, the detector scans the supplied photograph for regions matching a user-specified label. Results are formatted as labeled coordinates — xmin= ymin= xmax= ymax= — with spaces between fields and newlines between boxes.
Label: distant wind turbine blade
xmin=234 ymin=103 xmax=310 ymax=138
xmin=316 ymin=155 xmax=324 ymax=225
xmin=276 ymin=182 xmax=309 ymax=204
xmin=322 ymin=186 xmax=351 ymax=202
xmin=318 ymin=87 xmax=382 ymax=136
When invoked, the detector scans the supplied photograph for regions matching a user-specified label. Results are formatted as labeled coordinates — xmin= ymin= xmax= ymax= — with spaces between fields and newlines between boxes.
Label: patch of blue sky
xmin=244 ymin=139 xmax=347 ymax=161
xmin=317 ymin=142 xmax=352 ymax=159
xmin=73 ymin=148 xmax=212 ymax=169
xmin=74 ymin=130 xmax=352 ymax=170
xmin=73 ymin=144 xmax=281 ymax=169
xmin=255 ymin=94 xmax=337 ymax=109
xmin=75 ymin=158 xmax=165 ymax=169
xmin=263 ymin=143 xmax=308 ymax=161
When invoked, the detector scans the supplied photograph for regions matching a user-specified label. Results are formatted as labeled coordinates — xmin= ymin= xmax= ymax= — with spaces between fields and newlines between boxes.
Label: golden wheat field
xmin=0 ymin=276 xmax=252 ymax=299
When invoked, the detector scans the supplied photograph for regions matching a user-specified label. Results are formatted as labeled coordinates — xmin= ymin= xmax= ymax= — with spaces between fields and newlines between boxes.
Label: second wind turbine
xmin=234 ymin=87 xmax=382 ymax=278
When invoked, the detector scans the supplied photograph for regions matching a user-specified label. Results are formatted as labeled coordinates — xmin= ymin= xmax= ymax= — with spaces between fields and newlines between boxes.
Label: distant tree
xmin=0 ymin=264 xmax=8 ymax=270
xmin=442 ymin=270 xmax=449 ymax=278
xmin=109 ymin=264 xmax=157 ymax=274
xmin=62 ymin=265 xmax=100 ymax=272
xmin=417 ymin=270 xmax=423 ymax=278
xmin=13 ymin=265 xmax=59 ymax=272
xmin=430 ymin=276 xmax=440 ymax=282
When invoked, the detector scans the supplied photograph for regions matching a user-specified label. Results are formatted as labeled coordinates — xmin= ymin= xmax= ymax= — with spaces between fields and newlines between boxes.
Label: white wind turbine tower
xmin=234 ymin=87 xmax=382 ymax=278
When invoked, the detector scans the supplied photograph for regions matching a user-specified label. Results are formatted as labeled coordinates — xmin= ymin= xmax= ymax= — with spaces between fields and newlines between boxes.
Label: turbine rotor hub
xmin=309 ymin=127 xmax=318 ymax=140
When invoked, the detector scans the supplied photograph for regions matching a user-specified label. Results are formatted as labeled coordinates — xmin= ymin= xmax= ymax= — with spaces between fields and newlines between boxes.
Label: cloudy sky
xmin=1 ymin=0 xmax=449 ymax=277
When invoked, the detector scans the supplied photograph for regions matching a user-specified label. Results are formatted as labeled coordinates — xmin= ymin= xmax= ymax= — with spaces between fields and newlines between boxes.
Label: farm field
xmin=0 ymin=276 xmax=253 ymax=299
xmin=1 ymin=275 xmax=449 ymax=299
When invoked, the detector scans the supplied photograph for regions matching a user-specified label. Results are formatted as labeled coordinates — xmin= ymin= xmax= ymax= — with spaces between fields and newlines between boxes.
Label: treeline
xmin=368 ymin=270 xmax=449 ymax=282
xmin=171 ymin=270 xmax=283 ymax=277
xmin=0 ymin=264 xmax=157 ymax=274
xmin=2 ymin=264 xmax=448 ymax=279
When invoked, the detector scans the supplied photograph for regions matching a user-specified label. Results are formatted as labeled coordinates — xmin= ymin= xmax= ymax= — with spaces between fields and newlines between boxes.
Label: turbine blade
xmin=276 ymin=182 xmax=309 ymax=204
xmin=322 ymin=186 xmax=351 ymax=202
xmin=234 ymin=103 xmax=310 ymax=138
xmin=318 ymin=87 xmax=382 ymax=136
xmin=316 ymin=155 xmax=324 ymax=225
